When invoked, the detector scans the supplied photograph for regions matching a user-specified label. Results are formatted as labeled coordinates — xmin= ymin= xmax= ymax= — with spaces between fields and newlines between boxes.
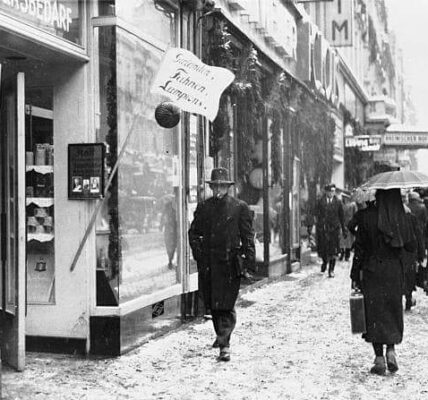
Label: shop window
xmin=98 ymin=0 xmax=115 ymax=16
xmin=116 ymin=0 xmax=177 ymax=45
xmin=269 ymin=120 xmax=284 ymax=259
xmin=94 ymin=11 xmax=180 ymax=305
xmin=115 ymin=26 xmax=180 ymax=304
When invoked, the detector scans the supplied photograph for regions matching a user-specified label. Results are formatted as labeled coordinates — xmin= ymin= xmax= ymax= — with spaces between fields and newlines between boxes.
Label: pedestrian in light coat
xmin=315 ymin=183 xmax=346 ymax=277
xmin=351 ymin=189 xmax=416 ymax=375
xmin=188 ymin=168 xmax=255 ymax=362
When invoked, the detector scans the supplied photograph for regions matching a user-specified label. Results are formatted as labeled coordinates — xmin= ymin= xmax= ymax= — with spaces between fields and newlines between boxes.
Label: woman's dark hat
xmin=206 ymin=168 xmax=234 ymax=185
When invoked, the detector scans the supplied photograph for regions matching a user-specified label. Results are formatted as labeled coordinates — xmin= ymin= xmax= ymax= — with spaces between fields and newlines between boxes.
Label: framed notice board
xmin=68 ymin=143 xmax=105 ymax=200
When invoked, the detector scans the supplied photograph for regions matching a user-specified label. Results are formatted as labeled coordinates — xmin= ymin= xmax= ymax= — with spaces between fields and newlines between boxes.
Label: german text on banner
xmin=151 ymin=48 xmax=235 ymax=121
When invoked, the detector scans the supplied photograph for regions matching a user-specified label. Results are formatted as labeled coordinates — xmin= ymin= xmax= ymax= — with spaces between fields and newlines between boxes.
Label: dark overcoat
xmin=351 ymin=206 xmax=416 ymax=344
xmin=315 ymin=195 xmax=345 ymax=259
xmin=188 ymin=194 xmax=255 ymax=310
xmin=408 ymin=200 xmax=427 ymax=261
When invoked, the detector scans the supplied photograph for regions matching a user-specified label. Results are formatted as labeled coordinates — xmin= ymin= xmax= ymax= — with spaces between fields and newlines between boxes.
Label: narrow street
xmin=4 ymin=259 xmax=428 ymax=400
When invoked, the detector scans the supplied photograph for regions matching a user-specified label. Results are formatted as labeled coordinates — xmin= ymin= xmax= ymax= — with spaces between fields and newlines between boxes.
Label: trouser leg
xmin=211 ymin=309 xmax=237 ymax=349
xmin=373 ymin=343 xmax=384 ymax=356
xmin=328 ymin=258 xmax=336 ymax=273
xmin=321 ymin=258 xmax=327 ymax=272
xmin=345 ymin=248 xmax=351 ymax=261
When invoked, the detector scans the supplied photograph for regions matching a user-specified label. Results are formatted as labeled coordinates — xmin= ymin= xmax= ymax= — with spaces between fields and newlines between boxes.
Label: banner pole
xmin=69 ymin=113 xmax=140 ymax=272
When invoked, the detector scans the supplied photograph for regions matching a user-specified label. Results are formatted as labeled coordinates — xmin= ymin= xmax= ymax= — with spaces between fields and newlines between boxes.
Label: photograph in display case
xmin=68 ymin=143 xmax=105 ymax=199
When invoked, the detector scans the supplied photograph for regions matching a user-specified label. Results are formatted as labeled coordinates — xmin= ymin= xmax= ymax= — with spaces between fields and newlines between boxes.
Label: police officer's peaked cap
xmin=324 ymin=183 xmax=336 ymax=191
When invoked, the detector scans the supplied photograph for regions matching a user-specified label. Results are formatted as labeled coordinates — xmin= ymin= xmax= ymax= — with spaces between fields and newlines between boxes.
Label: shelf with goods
xmin=25 ymin=102 xmax=56 ymax=304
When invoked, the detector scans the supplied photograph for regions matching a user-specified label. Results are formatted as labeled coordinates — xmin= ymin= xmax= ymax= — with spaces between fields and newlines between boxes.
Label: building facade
xmin=0 ymin=0 xmax=411 ymax=370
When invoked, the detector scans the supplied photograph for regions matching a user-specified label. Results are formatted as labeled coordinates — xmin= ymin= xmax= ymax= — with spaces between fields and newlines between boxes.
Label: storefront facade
xmin=0 ymin=0 xmax=203 ymax=369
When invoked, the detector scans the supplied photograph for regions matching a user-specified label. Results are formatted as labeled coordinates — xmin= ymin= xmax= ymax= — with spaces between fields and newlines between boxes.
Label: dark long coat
xmin=351 ymin=206 xmax=416 ymax=344
xmin=188 ymin=194 xmax=255 ymax=310
xmin=315 ymin=195 xmax=345 ymax=259
xmin=408 ymin=200 xmax=427 ymax=262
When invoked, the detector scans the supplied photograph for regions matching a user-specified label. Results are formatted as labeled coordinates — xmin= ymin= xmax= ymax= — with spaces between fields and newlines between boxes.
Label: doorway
xmin=0 ymin=69 xmax=26 ymax=371
xmin=0 ymin=48 xmax=59 ymax=372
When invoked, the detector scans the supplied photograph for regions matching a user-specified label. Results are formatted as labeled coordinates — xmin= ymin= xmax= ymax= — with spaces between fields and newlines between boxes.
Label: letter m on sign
xmin=326 ymin=0 xmax=353 ymax=46
xmin=332 ymin=20 xmax=348 ymax=41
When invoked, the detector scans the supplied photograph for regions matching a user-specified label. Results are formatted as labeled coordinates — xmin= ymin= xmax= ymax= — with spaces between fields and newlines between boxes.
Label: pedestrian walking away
xmin=315 ymin=183 xmax=346 ymax=277
xmin=350 ymin=189 xmax=416 ymax=375
xmin=188 ymin=168 xmax=255 ymax=362
xmin=339 ymin=191 xmax=357 ymax=261
xmin=402 ymin=191 xmax=425 ymax=310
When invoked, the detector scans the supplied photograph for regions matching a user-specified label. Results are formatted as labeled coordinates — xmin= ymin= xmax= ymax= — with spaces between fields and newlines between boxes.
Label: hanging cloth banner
xmin=151 ymin=47 xmax=235 ymax=121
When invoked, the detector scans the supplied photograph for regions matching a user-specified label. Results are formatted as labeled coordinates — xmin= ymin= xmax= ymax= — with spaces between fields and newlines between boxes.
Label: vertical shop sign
xmin=325 ymin=0 xmax=354 ymax=46
xmin=68 ymin=144 xmax=105 ymax=200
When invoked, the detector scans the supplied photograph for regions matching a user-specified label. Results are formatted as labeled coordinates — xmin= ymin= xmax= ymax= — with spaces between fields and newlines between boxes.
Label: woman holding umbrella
xmin=351 ymin=188 xmax=416 ymax=375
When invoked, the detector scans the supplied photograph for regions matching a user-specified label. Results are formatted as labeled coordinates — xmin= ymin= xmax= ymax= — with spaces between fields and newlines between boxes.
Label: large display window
xmin=94 ymin=4 xmax=180 ymax=306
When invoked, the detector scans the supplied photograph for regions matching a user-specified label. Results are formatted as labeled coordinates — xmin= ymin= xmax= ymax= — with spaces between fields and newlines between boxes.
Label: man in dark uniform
xmin=315 ymin=183 xmax=346 ymax=277
xmin=188 ymin=168 xmax=255 ymax=362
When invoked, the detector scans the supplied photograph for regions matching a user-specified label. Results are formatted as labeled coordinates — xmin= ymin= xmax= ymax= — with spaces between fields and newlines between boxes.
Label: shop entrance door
xmin=0 ymin=71 xmax=27 ymax=371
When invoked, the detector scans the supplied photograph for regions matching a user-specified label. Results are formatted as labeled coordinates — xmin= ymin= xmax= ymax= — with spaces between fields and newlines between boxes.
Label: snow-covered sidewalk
xmin=4 ymin=259 xmax=428 ymax=400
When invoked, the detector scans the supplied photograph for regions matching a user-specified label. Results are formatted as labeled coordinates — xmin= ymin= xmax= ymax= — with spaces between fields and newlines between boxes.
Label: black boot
xmin=328 ymin=259 xmax=336 ymax=278
xmin=345 ymin=249 xmax=351 ymax=261
xmin=338 ymin=250 xmax=344 ymax=261
xmin=321 ymin=259 xmax=327 ymax=273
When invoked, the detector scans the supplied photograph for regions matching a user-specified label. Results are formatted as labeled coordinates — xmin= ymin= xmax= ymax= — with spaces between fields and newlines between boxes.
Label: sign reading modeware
xmin=151 ymin=48 xmax=235 ymax=121
xmin=325 ymin=0 xmax=354 ymax=46
xmin=345 ymin=135 xmax=382 ymax=151
xmin=383 ymin=132 xmax=428 ymax=147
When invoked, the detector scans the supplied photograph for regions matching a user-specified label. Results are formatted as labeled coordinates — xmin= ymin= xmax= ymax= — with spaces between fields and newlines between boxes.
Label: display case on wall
xmin=25 ymin=105 xmax=55 ymax=304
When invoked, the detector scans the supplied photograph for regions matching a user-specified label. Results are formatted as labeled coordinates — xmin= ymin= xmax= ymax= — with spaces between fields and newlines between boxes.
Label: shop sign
xmin=331 ymin=113 xmax=343 ymax=158
xmin=68 ymin=144 xmax=105 ymax=200
xmin=0 ymin=0 xmax=81 ymax=44
xmin=373 ymin=148 xmax=396 ymax=163
xmin=151 ymin=48 xmax=235 ymax=121
xmin=345 ymin=135 xmax=381 ymax=151
xmin=325 ymin=0 xmax=354 ymax=46
xmin=383 ymin=132 xmax=428 ymax=147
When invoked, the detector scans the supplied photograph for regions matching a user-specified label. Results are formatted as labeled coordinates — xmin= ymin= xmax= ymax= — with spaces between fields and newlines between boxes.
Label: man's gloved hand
xmin=351 ymin=280 xmax=361 ymax=291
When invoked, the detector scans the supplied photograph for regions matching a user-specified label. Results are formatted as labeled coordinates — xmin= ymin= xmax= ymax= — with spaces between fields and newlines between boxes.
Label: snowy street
xmin=4 ymin=259 xmax=428 ymax=400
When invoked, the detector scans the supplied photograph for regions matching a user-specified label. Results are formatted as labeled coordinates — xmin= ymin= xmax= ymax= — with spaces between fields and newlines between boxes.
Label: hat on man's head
xmin=206 ymin=168 xmax=235 ymax=185
xmin=324 ymin=183 xmax=336 ymax=191
xmin=409 ymin=191 xmax=422 ymax=202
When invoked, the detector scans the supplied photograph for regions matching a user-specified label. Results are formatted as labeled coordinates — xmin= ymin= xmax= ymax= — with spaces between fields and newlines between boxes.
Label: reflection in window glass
xmin=98 ymin=0 xmax=115 ymax=16
xmin=116 ymin=0 xmax=177 ymax=45
xmin=116 ymin=25 xmax=180 ymax=304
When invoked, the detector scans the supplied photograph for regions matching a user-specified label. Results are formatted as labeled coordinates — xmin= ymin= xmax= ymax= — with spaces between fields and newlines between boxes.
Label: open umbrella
xmin=361 ymin=170 xmax=428 ymax=190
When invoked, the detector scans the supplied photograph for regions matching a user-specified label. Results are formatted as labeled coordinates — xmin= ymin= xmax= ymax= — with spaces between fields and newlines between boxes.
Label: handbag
xmin=349 ymin=289 xmax=366 ymax=334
